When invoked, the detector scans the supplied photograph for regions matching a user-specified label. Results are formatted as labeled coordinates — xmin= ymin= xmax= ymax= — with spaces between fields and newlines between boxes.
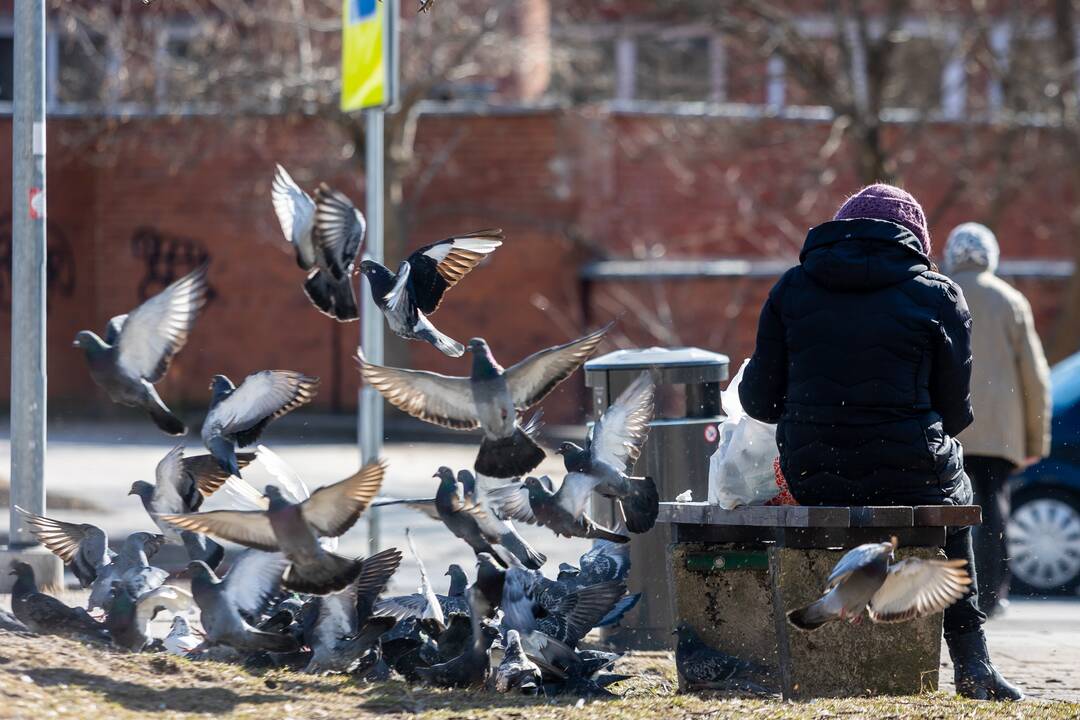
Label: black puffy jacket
xmin=739 ymin=218 xmax=974 ymax=506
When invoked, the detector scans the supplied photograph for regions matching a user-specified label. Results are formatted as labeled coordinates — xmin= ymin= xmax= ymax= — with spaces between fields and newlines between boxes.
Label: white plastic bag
xmin=707 ymin=359 xmax=780 ymax=508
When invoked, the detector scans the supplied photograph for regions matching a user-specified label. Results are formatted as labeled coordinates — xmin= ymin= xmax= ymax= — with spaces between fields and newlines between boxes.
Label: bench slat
xmin=659 ymin=502 xmax=981 ymax=528
xmin=914 ymin=505 xmax=982 ymax=526
xmin=849 ymin=506 xmax=913 ymax=527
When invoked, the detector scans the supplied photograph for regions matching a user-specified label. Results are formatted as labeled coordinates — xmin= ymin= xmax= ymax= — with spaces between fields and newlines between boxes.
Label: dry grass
xmin=0 ymin=630 xmax=1077 ymax=719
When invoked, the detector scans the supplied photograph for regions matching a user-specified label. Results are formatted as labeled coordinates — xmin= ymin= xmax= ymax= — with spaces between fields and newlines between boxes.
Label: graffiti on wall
xmin=0 ymin=211 xmax=77 ymax=311
xmin=131 ymin=226 xmax=217 ymax=304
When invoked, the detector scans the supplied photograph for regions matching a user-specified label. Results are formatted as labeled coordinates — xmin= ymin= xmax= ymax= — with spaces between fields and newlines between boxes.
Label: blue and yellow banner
xmin=341 ymin=0 xmax=386 ymax=111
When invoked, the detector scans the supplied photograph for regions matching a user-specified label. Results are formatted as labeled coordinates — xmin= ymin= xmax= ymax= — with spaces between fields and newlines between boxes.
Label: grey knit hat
xmin=944 ymin=222 xmax=999 ymax=274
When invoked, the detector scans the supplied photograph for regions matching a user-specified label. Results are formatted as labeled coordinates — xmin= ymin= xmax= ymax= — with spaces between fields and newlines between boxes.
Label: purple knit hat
xmin=833 ymin=183 xmax=931 ymax=255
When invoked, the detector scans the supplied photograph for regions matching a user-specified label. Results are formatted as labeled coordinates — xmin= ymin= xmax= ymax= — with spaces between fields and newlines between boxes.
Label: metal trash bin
xmin=584 ymin=347 xmax=729 ymax=649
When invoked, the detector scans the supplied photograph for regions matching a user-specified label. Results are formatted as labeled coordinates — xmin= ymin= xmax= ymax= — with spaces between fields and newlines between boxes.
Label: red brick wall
xmin=0 ymin=110 xmax=1073 ymax=426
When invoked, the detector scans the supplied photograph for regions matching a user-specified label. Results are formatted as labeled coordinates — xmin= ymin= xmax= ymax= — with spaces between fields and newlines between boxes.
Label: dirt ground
xmin=0 ymin=630 xmax=1078 ymax=720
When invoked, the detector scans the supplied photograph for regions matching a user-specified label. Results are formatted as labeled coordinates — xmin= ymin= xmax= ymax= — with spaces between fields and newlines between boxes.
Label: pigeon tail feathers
xmin=475 ymin=427 xmax=545 ymax=479
xmin=786 ymin=599 xmax=835 ymax=631
xmin=622 ymin=476 xmax=660 ymax=534
xmin=416 ymin=325 xmax=465 ymax=358
xmin=332 ymin=275 xmax=359 ymax=322
xmin=303 ymin=270 xmax=337 ymax=318
xmin=283 ymin=552 xmax=365 ymax=595
xmin=147 ymin=398 xmax=186 ymax=436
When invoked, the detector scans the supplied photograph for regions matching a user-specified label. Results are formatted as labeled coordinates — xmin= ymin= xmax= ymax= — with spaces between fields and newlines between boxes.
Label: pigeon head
xmin=187 ymin=560 xmax=215 ymax=584
xmin=72 ymin=330 xmax=107 ymax=353
xmin=264 ymin=484 xmax=291 ymax=510
xmin=556 ymin=562 xmax=580 ymax=581
xmin=433 ymin=466 xmax=456 ymax=488
xmin=208 ymin=374 xmax=235 ymax=402
xmin=475 ymin=552 xmax=499 ymax=572
xmin=504 ymin=628 xmax=522 ymax=648
xmin=466 ymin=338 xmax=503 ymax=377
xmin=9 ymin=561 xmax=33 ymax=578
xmin=128 ymin=480 xmax=154 ymax=500
xmin=673 ymin=622 xmax=701 ymax=647
xmin=555 ymin=441 xmax=589 ymax=471
xmin=170 ymin=615 xmax=191 ymax=634
xmin=445 ymin=564 xmax=468 ymax=595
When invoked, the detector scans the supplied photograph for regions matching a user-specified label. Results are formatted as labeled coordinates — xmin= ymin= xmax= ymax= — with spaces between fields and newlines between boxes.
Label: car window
xmin=1051 ymin=351 xmax=1080 ymax=414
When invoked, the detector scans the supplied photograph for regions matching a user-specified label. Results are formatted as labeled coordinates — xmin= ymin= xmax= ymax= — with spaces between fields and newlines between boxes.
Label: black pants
xmin=965 ymin=456 xmax=1015 ymax=616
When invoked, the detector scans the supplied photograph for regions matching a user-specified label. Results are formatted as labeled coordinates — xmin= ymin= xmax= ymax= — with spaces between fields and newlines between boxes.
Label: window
xmin=879 ymin=33 xmax=947 ymax=111
xmin=634 ymin=35 xmax=711 ymax=102
xmin=56 ymin=29 xmax=109 ymax=105
xmin=1005 ymin=35 xmax=1061 ymax=114
xmin=549 ymin=35 xmax=617 ymax=104
xmin=0 ymin=34 xmax=13 ymax=103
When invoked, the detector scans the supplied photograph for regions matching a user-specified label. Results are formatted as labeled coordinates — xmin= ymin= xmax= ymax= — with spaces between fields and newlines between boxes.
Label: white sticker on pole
xmin=32 ymin=121 xmax=45 ymax=156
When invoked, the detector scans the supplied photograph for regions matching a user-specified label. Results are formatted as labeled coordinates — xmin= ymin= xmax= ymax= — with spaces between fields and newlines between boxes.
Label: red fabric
xmin=765 ymin=456 xmax=799 ymax=506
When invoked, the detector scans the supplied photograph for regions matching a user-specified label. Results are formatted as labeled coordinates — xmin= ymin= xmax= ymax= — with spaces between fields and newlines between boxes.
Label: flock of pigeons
xmin=6 ymin=167 xmax=666 ymax=696
xmin=6 ymin=164 xmax=975 ymax=698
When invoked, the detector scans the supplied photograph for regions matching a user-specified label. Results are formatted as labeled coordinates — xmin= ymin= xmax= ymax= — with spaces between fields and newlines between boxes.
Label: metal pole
xmin=360 ymin=107 xmax=385 ymax=555
xmin=9 ymin=0 xmax=48 ymax=548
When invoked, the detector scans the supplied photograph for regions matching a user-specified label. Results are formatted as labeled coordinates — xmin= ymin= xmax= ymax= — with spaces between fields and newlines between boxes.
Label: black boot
xmin=946 ymin=630 xmax=1023 ymax=701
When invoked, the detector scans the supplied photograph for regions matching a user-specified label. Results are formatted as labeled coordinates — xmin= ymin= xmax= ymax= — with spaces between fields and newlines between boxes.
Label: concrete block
xmin=668 ymin=542 xmax=780 ymax=691
xmin=771 ymin=546 xmax=943 ymax=699
xmin=0 ymin=546 xmax=64 ymax=593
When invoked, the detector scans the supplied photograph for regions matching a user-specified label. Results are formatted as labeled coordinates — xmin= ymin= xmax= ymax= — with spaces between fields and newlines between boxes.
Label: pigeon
xmin=501 ymin=566 xmax=627 ymax=649
xmin=188 ymin=550 xmax=300 ymax=653
xmin=487 ymin=475 xmax=630 ymax=543
xmin=303 ymin=547 xmax=402 ymax=674
xmin=201 ymin=370 xmax=319 ymax=477
xmin=674 ymin=623 xmax=772 ymax=693
xmin=359 ymin=230 xmax=503 ymax=357
xmin=357 ymin=324 xmax=611 ymax=478
xmin=271 ymin=166 xmax=366 ymax=321
xmin=380 ymin=617 xmax=441 ymax=681
xmin=160 ymin=460 xmax=385 ymax=594
xmin=556 ymin=371 xmax=659 ymax=533
xmin=73 ymin=263 xmax=208 ymax=435
xmin=433 ymin=613 xmax=474 ymax=662
xmin=16 ymin=507 xmax=114 ymax=589
xmin=559 ymin=536 xmax=631 ymax=590
xmin=786 ymin=539 xmax=972 ymax=630
xmin=9 ymin=562 xmax=108 ymax=640
xmin=494 ymin=629 xmax=543 ymax=694
xmin=104 ymin=583 xmax=158 ymax=652
xmin=85 ymin=531 xmax=168 ymax=613
xmin=470 ymin=552 xmax=506 ymax=620
xmin=416 ymin=619 xmax=501 ymax=688
xmin=376 ymin=562 xmax=470 ymax=620
xmin=129 ymin=445 xmax=253 ymax=564
xmin=164 ymin=615 xmax=202 ymax=656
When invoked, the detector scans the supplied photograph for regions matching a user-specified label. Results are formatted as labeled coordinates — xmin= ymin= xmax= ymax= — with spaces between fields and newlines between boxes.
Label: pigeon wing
xmin=485 ymin=481 xmax=537 ymax=524
xmin=182 ymin=452 xmax=256 ymax=497
xmin=157 ymin=510 xmax=278 ymax=552
xmin=558 ymin=472 xmax=601 ymax=520
xmin=406 ymin=230 xmax=503 ymax=314
xmin=356 ymin=352 xmax=479 ymax=430
xmin=868 ymin=558 xmax=972 ymax=623
xmin=209 ymin=370 xmax=320 ymax=437
xmin=825 ymin=541 xmax=894 ymax=589
xmin=590 ymin=372 xmax=655 ymax=472
xmin=115 ymin=263 xmax=209 ymax=383
xmin=270 ymin=164 xmax=316 ymax=265
xmin=300 ymin=459 xmax=386 ymax=537
xmin=16 ymin=508 xmax=108 ymax=566
xmin=504 ymin=323 xmax=611 ymax=411
xmin=222 ymin=550 xmax=290 ymax=618
xmin=554 ymin=579 xmax=627 ymax=646
xmin=314 ymin=183 xmax=365 ymax=278
xmin=153 ymin=445 xmax=193 ymax=513
xmin=374 ymin=593 xmax=430 ymax=620
xmin=354 ymin=547 xmax=404 ymax=621
xmin=104 ymin=314 xmax=128 ymax=345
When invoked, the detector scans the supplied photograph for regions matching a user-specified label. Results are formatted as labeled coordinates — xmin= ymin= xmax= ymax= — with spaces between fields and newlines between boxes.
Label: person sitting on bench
xmin=738 ymin=183 xmax=1022 ymax=701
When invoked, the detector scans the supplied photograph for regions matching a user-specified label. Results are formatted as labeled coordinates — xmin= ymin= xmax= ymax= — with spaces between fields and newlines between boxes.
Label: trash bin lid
xmin=585 ymin=347 xmax=730 ymax=385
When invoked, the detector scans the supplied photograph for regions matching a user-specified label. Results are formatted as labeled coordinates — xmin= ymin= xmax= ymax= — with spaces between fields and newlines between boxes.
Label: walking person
xmin=738 ymin=184 xmax=1022 ymax=700
xmin=943 ymin=222 xmax=1052 ymax=617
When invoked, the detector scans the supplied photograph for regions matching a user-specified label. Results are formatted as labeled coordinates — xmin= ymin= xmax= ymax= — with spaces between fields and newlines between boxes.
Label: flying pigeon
xmin=558 ymin=536 xmax=630 ymax=590
xmin=159 ymin=460 xmax=385 ymax=594
xmin=501 ymin=566 xmax=627 ymax=649
xmin=201 ymin=370 xmax=319 ymax=477
xmin=376 ymin=562 xmax=470 ymax=621
xmin=486 ymin=474 xmax=630 ymax=544
xmin=73 ymin=262 xmax=209 ymax=435
xmin=105 ymin=582 xmax=188 ymax=652
xmin=556 ymin=371 xmax=659 ymax=533
xmin=674 ymin=623 xmax=772 ymax=693
xmin=358 ymin=323 xmax=611 ymax=478
xmin=271 ymin=165 xmax=366 ymax=321
xmin=359 ymin=230 xmax=502 ymax=357
xmin=188 ymin=550 xmax=300 ymax=654
xmin=129 ymin=445 xmax=254 ymax=563
xmin=494 ymin=629 xmax=543 ymax=694
xmin=15 ymin=507 xmax=115 ymax=589
xmin=303 ymin=547 xmax=402 ymax=674
xmin=9 ymin=562 xmax=108 ymax=640
xmin=164 ymin=615 xmax=202 ymax=656
xmin=787 ymin=539 xmax=972 ymax=630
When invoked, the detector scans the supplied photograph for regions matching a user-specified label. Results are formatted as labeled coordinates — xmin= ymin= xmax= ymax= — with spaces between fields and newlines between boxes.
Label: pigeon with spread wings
xmin=160 ymin=460 xmax=385 ymax=594
xmin=73 ymin=262 xmax=208 ymax=435
xmin=486 ymin=474 xmax=629 ymax=544
xmin=358 ymin=323 xmax=611 ymax=478
xmin=9 ymin=562 xmax=109 ymax=640
xmin=360 ymin=230 xmax=502 ymax=357
xmin=271 ymin=165 xmax=365 ymax=321
xmin=557 ymin=371 xmax=658 ymax=533
xmin=188 ymin=550 xmax=300 ymax=654
xmin=787 ymin=538 xmax=972 ymax=630
xmin=201 ymin=370 xmax=319 ymax=477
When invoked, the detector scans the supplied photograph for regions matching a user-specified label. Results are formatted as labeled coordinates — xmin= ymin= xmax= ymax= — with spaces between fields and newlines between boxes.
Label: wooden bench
xmin=658 ymin=502 xmax=981 ymax=699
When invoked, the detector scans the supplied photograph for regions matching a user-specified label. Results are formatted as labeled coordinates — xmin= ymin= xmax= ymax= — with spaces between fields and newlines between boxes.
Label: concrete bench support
xmin=660 ymin=502 xmax=980 ymax=699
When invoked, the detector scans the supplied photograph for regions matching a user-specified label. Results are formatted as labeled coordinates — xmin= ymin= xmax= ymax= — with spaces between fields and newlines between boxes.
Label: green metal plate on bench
xmin=685 ymin=550 xmax=769 ymax=572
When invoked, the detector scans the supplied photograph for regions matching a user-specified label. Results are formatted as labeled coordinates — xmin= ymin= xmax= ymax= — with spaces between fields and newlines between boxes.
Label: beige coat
xmin=951 ymin=268 xmax=1051 ymax=466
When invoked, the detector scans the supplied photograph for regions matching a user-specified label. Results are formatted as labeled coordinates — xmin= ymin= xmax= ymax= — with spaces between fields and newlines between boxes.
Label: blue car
xmin=1007 ymin=351 xmax=1080 ymax=595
